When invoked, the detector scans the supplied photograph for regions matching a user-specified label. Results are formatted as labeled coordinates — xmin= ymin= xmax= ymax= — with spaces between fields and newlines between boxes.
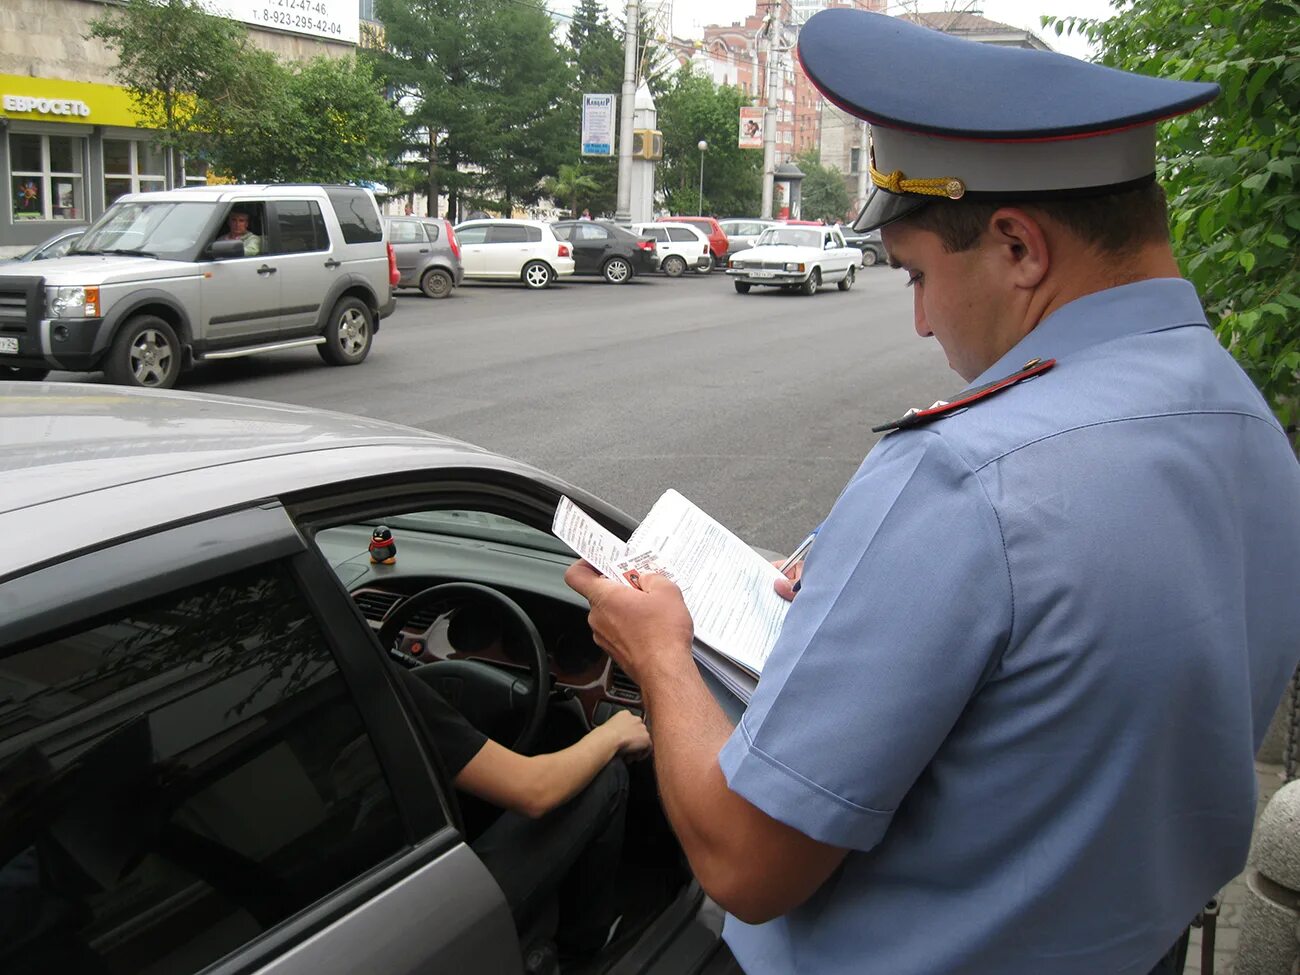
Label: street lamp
xmin=697 ymin=140 xmax=708 ymax=216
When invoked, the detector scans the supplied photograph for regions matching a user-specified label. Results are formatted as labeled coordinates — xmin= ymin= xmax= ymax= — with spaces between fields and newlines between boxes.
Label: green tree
xmin=795 ymin=150 xmax=852 ymax=224
xmin=541 ymin=163 xmax=601 ymax=217
xmin=565 ymin=0 xmax=623 ymax=214
xmin=1049 ymin=0 xmax=1299 ymax=435
xmin=88 ymin=0 xmax=247 ymax=171
xmin=656 ymin=70 xmax=762 ymax=216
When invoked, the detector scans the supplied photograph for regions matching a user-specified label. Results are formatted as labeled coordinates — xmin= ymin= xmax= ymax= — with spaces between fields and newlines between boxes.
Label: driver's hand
xmin=599 ymin=708 xmax=652 ymax=759
xmin=773 ymin=559 xmax=803 ymax=602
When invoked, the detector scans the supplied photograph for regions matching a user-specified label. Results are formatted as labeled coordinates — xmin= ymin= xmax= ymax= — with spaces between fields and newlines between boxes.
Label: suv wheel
xmin=104 ymin=315 xmax=181 ymax=389
xmin=522 ymin=261 xmax=553 ymax=290
xmin=420 ymin=268 xmax=454 ymax=299
xmin=800 ymin=270 xmax=820 ymax=297
xmin=2 ymin=365 xmax=50 ymax=381
xmin=661 ymin=255 xmax=686 ymax=277
xmin=602 ymin=257 xmax=632 ymax=284
xmin=861 ymin=248 xmax=879 ymax=267
xmin=838 ymin=266 xmax=856 ymax=292
xmin=319 ymin=297 xmax=373 ymax=366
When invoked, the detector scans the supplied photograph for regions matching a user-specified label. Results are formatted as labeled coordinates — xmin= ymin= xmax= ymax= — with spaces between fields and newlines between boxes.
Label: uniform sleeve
xmin=718 ymin=431 xmax=1013 ymax=850
xmin=393 ymin=664 xmax=488 ymax=777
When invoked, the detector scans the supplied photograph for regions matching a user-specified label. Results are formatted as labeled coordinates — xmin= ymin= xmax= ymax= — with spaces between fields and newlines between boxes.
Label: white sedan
xmin=725 ymin=225 xmax=863 ymax=296
xmin=452 ymin=218 xmax=576 ymax=289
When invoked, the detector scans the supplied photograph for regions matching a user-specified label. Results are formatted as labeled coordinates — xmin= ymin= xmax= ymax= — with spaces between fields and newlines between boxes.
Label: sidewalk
xmin=1184 ymin=761 xmax=1289 ymax=974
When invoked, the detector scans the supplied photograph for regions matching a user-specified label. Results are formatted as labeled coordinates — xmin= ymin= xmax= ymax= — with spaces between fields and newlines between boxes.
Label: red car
xmin=666 ymin=216 xmax=729 ymax=270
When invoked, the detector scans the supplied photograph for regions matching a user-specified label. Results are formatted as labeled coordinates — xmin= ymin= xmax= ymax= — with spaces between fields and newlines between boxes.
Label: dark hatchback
xmin=550 ymin=221 xmax=657 ymax=284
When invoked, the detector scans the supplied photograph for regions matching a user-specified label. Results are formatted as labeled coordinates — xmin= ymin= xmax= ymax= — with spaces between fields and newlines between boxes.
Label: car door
xmin=483 ymin=223 xmax=533 ymax=276
xmin=569 ymin=222 xmax=615 ymax=274
xmin=266 ymin=199 xmax=332 ymax=334
xmin=201 ymin=200 xmax=282 ymax=347
xmin=387 ymin=219 xmax=429 ymax=287
xmin=455 ymin=223 xmax=490 ymax=277
xmin=0 ymin=504 xmax=520 ymax=975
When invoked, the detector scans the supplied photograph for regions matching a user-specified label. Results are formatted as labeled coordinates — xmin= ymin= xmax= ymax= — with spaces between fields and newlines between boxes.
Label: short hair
xmin=898 ymin=180 xmax=1170 ymax=255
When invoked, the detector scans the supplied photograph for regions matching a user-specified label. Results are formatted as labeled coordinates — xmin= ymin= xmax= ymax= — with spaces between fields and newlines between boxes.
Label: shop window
xmin=10 ymin=132 xmax=85 ymax=222
xmin=177 ymin=153 xmax=211 ymax=187
xmin=103 ymin=139 xmax=168 ymax=207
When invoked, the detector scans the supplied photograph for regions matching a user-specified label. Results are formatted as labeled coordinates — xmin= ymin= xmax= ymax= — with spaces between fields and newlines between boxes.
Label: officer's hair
xmin=902 ymin=181 xmax=1170 ymax=255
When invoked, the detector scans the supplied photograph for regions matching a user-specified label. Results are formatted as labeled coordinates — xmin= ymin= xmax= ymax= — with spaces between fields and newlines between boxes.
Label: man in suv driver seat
xmin=394 ymin=666 xmax=650 ymax=959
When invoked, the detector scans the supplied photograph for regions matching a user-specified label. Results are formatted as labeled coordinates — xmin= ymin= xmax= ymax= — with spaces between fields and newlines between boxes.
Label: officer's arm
xmin=454 ymin=710 xmax=648 ymax=819
xmin=639 ymin=652 xmax=848 ymax=923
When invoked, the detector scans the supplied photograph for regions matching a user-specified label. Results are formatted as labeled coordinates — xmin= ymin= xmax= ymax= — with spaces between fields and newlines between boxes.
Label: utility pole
xmin=856 ymin=118 xmax=869 ymax=210
xmin=760 ymin=11 xmax=780 ymax=219
xmin=615 ymin=0 xmax=640 ymax=224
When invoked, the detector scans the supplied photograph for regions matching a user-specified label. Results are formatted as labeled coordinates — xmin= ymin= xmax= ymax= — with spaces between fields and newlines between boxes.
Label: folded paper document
xmin=553 ymin=490 xmax=789 ymax=691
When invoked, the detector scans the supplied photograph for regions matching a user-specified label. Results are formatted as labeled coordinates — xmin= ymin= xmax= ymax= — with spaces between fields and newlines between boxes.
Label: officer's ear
xmin=985 ymin=207 xmax=1049 ymax=290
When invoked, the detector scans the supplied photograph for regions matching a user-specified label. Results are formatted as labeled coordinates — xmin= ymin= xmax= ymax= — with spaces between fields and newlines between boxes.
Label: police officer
xmin=565 ymin=9 xmax=1300 ymax=974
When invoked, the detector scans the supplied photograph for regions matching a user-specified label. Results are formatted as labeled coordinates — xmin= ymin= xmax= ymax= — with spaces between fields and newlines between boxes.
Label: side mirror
xmin=208 ymin=239 xmax=246 ymax=260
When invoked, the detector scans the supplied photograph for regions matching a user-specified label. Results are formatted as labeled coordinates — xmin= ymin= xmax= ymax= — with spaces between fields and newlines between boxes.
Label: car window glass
xmin=274 ymin=200 xmax=329 ymax=254
xmin=575 ymin=224 xmax=609 ymax=241
xmin=388 ymin=220 xmax=426 ymax=244
xmin=76 ymin=200 xmax=215 ymax=259
xmin=324 ymin=187 xmax=383 ymax=244
xmin=423 ymin=222 xmax=440 ymax=243
xmin=485 ymin=224 xmax=529 ymax=244
xmin=0 ymin=561 xmax=410 ymax=975
xmin=648 ymin=228 xmax=668 ymax=242
xmin=454 ymin=225 xmax=488 ymax=245
xmin=666 ymin=228 xmax=696 ymax=242
xmin=526 ymin=225 xmax=542 ymax=243
xmin=551 ymin=224 xmax=572 ymax=241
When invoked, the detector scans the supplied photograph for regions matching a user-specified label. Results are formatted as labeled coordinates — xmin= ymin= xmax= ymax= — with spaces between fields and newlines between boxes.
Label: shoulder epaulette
xmin=872 ymin=358 xmax=1056 ymax=434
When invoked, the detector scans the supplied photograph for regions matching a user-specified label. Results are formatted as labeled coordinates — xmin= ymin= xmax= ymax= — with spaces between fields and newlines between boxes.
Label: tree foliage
xmin=541 ymin=163 xmax=600 ymax=218
xmin=89 ymin=0 xmax=398 ymax=184
xmin=795 ymin=150 xmax=852 ymax=224
xmin=656 ymin=70 xmax=762 ymax=217
xmin=1048 ymin=0 xmax=1300 ymax=434
xmin=565 ymin=0 xmax=623 ymax=214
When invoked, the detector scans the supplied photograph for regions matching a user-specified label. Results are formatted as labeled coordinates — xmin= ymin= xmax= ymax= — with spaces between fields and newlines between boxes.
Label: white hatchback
xmin=452 ymin=219 xmax=576 ymax=289
xmin=628 ymin=222 xmax=713 ymax=277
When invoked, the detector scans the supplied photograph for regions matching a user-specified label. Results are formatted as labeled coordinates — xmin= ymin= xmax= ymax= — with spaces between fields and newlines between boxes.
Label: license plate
xmin=0 ymin=337 xmax=17 ymax=354
xmin=750 ymin=271 xmax=775 ymax=278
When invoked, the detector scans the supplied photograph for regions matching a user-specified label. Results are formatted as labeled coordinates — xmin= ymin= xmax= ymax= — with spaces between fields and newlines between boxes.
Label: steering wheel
xmin=377 ymin=582 xmax=551 ymax=754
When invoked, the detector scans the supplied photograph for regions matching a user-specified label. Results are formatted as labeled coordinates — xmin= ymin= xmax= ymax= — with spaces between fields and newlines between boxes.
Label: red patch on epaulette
xmin=872 ymin=358 xmax=1056 ymax=433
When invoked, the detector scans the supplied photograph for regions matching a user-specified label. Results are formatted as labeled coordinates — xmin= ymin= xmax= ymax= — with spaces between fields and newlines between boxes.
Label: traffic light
xmin=632 ymin=129 xmax=663 ymax=161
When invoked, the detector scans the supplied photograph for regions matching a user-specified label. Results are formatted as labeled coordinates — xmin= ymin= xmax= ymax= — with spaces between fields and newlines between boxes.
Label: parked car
xmin=665 ymin=216 xmax=728 ymax=270
xmin=452 ymin=219 xmax=575 ymax=289
xmin=385 ymin=216 xmax=463 ymax=298
xmin=726 ymin=224 xmax=862 ymax=296
xmin=717 ymin=219 xmax=778 ymax=261
xmin=0 ymin=381 xmax=742 ymax=975
xmin=550 ymin=220 xmax=657 ymax=283
xmin=0 ymin=227 xmax=85 ymax=264
xmin=837 ymin=224 xmax=886 ymax=267
xmin=628 ymin=222 xmax=713 ymax=277
xmin=0 ymin=184 xmax=396 ymax=388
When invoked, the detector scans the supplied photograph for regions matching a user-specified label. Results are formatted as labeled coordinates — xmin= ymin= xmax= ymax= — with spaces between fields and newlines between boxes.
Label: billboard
xmin=581 ymin=94 xmax=617 ymax=157
xmin=204 ymin=0 xmax=360 ymax=45
xmin=739 ymin=106 xmax=763 ymax=149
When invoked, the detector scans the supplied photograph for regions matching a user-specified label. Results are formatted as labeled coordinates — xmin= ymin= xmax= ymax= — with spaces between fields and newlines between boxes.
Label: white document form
xmin=552 ymin=496 xmax=633 ymax=584
xmin=629 ymin=490 xmax=788 ymax=675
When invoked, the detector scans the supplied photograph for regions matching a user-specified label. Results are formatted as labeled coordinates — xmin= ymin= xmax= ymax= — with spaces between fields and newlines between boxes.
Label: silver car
xmin=0 ymin=382 xmax=738 ymax=975
xmin=0 ymin=185 xmax=396 ymax=388
xmin=385 ymin=216 xmax=464 ymax=298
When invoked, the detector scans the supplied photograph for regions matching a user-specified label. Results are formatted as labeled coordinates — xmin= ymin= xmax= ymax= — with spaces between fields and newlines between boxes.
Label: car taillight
xmin=637 ymin=239 xmax=655 ymax=251
xmin=446 ymin=223 xmax=460 ymax=260
xmin=386 ymin=243 xmax=399 ymax=285
xmin=558 ymin=243 xmax=571 ymax=258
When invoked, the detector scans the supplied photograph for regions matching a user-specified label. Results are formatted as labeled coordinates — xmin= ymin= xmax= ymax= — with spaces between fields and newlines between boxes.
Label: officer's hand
xmin=773 ymin=560 xmax=803 ymax=602
xmin=565 ymin=560 xmax=694 ymax=686
xmin=598 ymin=708 xmax=652 ymax=759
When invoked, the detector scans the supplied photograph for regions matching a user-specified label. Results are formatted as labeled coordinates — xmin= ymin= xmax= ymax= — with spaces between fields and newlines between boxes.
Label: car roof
xmin=454 ymin=218 xmax=547 ymax=227
xmin=0 ymin=383 xmax=608 ymax=578
xmin=635 ymin=222 xmax=706 ymax=233
xmin=113 ymin=184 xmax=367 ymax=205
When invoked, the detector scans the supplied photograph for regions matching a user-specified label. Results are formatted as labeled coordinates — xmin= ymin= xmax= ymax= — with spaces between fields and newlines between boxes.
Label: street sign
xmin=739 ymin=106 xmax=763 ymax=149
xmin=582 ymin=94 xmax=617 ymax=157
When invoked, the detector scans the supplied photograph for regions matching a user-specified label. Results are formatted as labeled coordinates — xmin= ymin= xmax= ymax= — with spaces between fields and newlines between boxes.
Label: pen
xmin=778 ymin=528 xmax=819 ymax=575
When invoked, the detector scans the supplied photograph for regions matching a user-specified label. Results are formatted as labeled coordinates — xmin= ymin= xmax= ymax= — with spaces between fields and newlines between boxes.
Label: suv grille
xmin=0 ymin=282 xmax=39 ymax=335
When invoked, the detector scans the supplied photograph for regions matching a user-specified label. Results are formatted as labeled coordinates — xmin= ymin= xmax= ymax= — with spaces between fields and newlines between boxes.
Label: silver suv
xmin=0 ymin=185 xmax=396 ymax=388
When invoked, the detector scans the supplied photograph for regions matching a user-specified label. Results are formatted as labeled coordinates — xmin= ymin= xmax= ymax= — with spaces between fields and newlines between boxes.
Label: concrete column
xmin=1234 ymin=780 xmax=1300 ymax=974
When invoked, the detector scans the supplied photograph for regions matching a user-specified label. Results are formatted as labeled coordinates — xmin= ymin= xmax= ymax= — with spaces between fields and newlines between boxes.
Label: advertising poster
xmin=739 ymin=106 xmax=763 ymax=149
xmin=582 ymin=94 xmax=616 ymax=157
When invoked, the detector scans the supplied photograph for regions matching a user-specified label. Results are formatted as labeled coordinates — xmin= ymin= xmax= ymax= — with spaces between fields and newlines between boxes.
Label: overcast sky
xmin=552 ymin=0 xmax=1117 ymax=60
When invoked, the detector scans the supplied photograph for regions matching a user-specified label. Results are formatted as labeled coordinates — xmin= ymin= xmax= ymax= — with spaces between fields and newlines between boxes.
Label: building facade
xmin=0 ymin=0 xmax=359 ymax=256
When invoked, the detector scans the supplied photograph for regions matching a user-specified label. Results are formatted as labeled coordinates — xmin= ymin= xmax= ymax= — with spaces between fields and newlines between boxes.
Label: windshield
xmin=756 ymin=228 xmax=821 ymax=248
xmin=74 ymin=201 xmax=217 ymax=259
xmin=364 ymin=510 xmax=576 ymax=556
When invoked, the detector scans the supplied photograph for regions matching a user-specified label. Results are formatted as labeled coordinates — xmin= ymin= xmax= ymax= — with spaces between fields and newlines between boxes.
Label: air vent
xmin=352 ymin=589 xmax=402 ymax=622
xmin=609 ymin=664 xmax=641 ymax=702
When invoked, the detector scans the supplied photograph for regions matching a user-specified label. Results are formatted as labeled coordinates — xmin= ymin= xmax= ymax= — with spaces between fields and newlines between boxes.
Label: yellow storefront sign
xmin=0 ymin=74 xmax=143 ymax=128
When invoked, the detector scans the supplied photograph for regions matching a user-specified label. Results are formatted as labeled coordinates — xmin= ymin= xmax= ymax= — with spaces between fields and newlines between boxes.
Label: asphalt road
xmin=65 ymin=266 xmax=957 ymax=552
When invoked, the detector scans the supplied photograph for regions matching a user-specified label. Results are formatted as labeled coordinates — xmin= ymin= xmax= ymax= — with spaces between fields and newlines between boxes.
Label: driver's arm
xmin=455 ymin=710 xmax=648 ymax=819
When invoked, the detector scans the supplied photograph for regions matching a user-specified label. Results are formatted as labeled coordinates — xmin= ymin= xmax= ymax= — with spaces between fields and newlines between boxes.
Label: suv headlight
xmin=46 ymin=286 xmax=101 ymax=319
